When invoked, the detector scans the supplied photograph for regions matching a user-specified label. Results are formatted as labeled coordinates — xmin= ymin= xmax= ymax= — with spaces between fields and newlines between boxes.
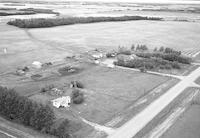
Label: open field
xmin=161 ymin=105 xmax=200 ymax=138
xmin=1 ymin=1 xmax=200 ymax=138
xmin=26 ymin=21 xmax=200 ymax=51
xmin=1 ymin=20 xmax=200 ymax=75
xmin=28 ymin=65 xmax=170 ymax=124
xmin=161 ymin=93 xmax=200 ymax=138
xmin=134 ymin=87 xmax=200 ymax=138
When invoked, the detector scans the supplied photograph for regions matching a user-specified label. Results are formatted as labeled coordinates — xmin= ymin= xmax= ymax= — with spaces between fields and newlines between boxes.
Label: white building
xmin=52 ymin=96 xmax=71 ymax=108
xmin=92 ymin=53 xmax=103 ymax=59
xmin=32 ymin=61 xmax=42 ymax=69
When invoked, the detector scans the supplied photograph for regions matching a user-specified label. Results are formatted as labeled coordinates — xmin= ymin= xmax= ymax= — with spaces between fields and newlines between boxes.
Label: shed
xmin=92 ymin=53 xmax=103 ymax=59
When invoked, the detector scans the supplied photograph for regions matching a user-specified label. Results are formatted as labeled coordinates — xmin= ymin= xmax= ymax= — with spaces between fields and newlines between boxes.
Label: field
xmin=1 ymin=20 xmax=200 ymax=74
xmin=161 ymin=91 xmax=200 ymax=138
xmin=1 ymin=1 xmax=200 ymax=138
xmin=161 ymin=105 xmax=200 ymax=138
xmin=161 ymin=90 xmax=200 ymax=138
xmin=28 ymin=65 xmax=169 ymax=124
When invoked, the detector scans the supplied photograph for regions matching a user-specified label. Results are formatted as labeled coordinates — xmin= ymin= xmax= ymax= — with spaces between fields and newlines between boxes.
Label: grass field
xmin=1 ymin=20 xmax=200 ymax=74
xmin=28 ymin=65 xmax=169 ymax=125
xmin=161 ymin=92 xmax=200 ymax=138
xmin=161 ymin=104 xmax=200 ymax=138
xmin=1 ymin=2 xmax=200 ymax=137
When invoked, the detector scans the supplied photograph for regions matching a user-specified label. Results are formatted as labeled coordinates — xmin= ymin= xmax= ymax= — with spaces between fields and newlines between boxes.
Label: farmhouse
xmin=52 ymin=96 xmax=71 ymax=108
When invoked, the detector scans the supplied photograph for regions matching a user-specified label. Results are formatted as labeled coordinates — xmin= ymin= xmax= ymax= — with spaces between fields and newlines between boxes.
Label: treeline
xmin=114 ymin=57 xmax=181 ymax=70
xmin=136 ymin=47 xmax=191 ymax=64
xmin=19 ymin=8 xmax=59 ymax=15
xmin=7 ymin=16 xmax=162 ymax=28
xmin=154 ymin=46 xmax=181 ymax=55
xmin=0 ymin=86 xmax=71 ymax=138
xmin=0 ymin=11 xmax=35 ymax=16
xmin=114 ymin=45 xmax=192 ymax=71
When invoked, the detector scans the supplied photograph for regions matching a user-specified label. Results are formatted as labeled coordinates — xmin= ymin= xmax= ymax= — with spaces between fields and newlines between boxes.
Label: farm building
xmin=117 ymin=54 xmax=137 ymax=62
xmin=52 ymin=96 xmax=71 ymax=108
xmin=32 ymin=61 xmax=42 ymax=69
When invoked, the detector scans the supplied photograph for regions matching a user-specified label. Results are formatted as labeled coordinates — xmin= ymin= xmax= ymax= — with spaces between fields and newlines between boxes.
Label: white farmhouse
xmin=52 ymin=96 xmax=71 ymax=108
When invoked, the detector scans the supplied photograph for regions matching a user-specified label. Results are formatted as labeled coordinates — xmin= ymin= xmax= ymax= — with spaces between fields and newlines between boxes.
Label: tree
xmin=31 ymin=105 xmax=55 ymax=131
xmin=71 ymin=89 xmax=84 ymax=104
xmin=164 ymin=47 xmax=173 ymax=53
xmin=131 ymin=44 xmax=135 ymax=51
xmin=159 ymin=46 xmax=164 ymax=52
xmin=136 ymin=45 xmax=140 ymax=51
xmin=154 ymin=47 xmax=157 ymax=52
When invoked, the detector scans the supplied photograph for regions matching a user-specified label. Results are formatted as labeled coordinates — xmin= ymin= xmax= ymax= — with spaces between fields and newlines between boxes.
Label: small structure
xmin=107 ymin=64 xmax=115 ymax=68
xmin=16 ymin=69 xmax=25 ymax=76
xmin=117 ymin=54 xmax=137 ymax=63
xmin=94 ymin=60 xmax=100 ymax=64
xmin=3 ymin=48 xmax=7 ymax=54
xmin=32 ymin=61 xmax=42 ymax=69
xmin=50 ymin=88 xmax=63 ymax=96
xmin=92 ymin=53 xmax=103 ymax=60
xmin=52 ymin=96 xmax=71 ymax=108
xmin=130 ymin=54 xmax=137 ymax=60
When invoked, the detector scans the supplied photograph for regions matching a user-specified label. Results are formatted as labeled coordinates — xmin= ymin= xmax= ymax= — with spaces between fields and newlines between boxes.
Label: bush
xmin=58 ymin=66 xmax=81 ymax=76
xmin=106 ymin=52 xmax=116 ymax=58
xmin=71 ymin=89 xmax=84 ymax=104
xmin=162 ymin=54 xmax=191 ymax=64
xmin=106 ymin=53 xmax=113 ymax=58
xmin=118 ymin=46 xmax=132 ymax=55
xmin=22 ymin=66 xmax=29 ymax=72
xmin=40 ymin=84 xmax=55 ymax=93
xmin=48 ymin=119 xmax=71 ymax=138
xmin=131 ymin=44 xmax=135 ymax=51
xmin=71 ymin=81 xmax=84 ymax=88
xmin=140 ymin=67 xmax=147 ymax=72
xmin=171 ymin=62 xmax=181 ymax=69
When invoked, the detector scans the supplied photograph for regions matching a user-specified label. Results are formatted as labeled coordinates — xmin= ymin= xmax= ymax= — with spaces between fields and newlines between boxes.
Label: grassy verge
xmin=105 ymin=78 xmax=179 ymax=128
xmin=7 ymin=16 xmax=162 ymax=28
xmin=133 ymin=87 xmax=198 ymax=138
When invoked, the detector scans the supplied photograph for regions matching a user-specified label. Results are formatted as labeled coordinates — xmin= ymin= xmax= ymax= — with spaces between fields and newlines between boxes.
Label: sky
xmin=67 ymin=0 xmax=200 ymax=4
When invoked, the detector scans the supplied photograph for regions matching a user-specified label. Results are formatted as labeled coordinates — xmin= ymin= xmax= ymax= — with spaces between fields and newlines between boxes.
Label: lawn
xmin=30 ymin=65 xmax=169 ymax=124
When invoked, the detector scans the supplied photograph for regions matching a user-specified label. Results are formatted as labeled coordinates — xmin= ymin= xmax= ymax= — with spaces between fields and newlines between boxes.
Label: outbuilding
xmin=32 ymin=61 xmax=42 ymax=69
xmin=52 ymin=96 xmax=71 ymax=108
